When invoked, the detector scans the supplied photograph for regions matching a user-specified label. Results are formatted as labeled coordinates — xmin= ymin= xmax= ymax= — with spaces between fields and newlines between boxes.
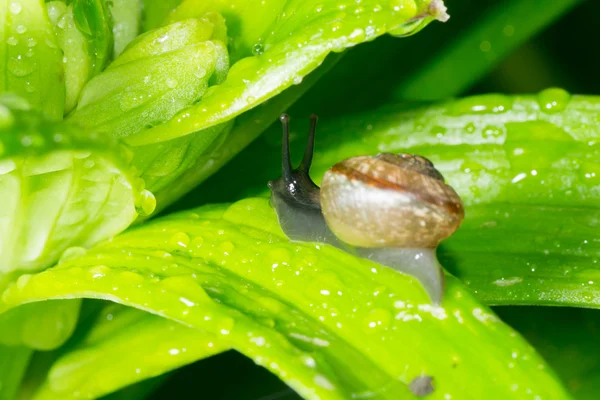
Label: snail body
xmin=268 ymin=114 xmax=464 ymax=304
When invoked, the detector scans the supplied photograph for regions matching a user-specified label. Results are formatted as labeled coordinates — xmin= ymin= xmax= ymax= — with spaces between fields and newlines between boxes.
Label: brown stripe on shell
xmin=329 ymin=155 xmax=464 ymax=218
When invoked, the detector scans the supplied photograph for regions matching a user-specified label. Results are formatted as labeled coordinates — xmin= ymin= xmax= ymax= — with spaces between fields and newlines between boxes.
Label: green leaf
xmin=0 ymin=344 xmax=32 ymax=400
xmin=140 ymin=0 xmax=183 ymax=32
xmin=125 ymin=0 xmax=446 ymax=146
xmin=68 ymin=16 xmax=230 ymax=192
xmin=200 ymin=90 xmax=600 ymax=308
xmin=46 ymin=2 xmax=94 ymax=113
xmin=32 ymin=304 xmax=226 ymax=399
xmin=68 ymin=0 xmax=444 ymax=210
xmin=72 ymin=0 xmax=113 ymax=74
xmin=1 ymin=0 xmax=65 ymax=119
xmin=0 ymin=300 xmax=80 ymax=350
xmin=0 ymin=95 xmax=148 ymax=274
xmin=0 ymin=199 xmax=570 ymax=399
xmin=109 ymin=0 xmax=142 ymax=57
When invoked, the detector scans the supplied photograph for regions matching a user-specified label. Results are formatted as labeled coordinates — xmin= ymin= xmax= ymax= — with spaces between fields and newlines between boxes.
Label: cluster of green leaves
xmin=0 ymin=0 xmax=598 ymax=399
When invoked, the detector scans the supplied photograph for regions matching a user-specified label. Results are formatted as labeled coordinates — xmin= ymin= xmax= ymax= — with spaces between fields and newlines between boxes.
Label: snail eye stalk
xmin=298 ymin=114 xmax=317 ymax=173
xmin=279 ymin=114 xmax=293 ymax=182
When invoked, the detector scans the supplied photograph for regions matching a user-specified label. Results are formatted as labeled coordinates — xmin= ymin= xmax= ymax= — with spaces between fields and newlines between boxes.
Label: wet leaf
xmin=126 ymin=0 xmax=445 ymax=146
xmin=0 ymin=95 xmax=145 ymax=275
xmin=201 ymin=90 xmax=600 ymax=308
xmin=1 ymin=0 xmax=64 ymax=119
xmin=0 ymin=199 xmax=570 ymax=399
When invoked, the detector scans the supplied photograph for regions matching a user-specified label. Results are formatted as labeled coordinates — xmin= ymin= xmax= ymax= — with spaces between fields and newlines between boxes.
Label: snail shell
xmin=320 ymin=153 xmax=464 ymax=248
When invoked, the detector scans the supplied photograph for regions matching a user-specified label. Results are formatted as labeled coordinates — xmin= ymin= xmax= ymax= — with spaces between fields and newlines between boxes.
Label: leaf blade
xmin=0 ymin=199 xmax=571 ymax=399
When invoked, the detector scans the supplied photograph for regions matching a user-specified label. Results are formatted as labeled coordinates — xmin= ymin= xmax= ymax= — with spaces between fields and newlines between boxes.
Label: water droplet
xmin=460 ymin=161 xmax=485 ymax=174
xmin=537 ymin=87 xmax=570 ymax=114
xmin=89 ymin=265 xmax=110 ymax=279
xmin=59 ymin=247 xmax=87 ymax=263
xmin=56 ymin=16 xmax=67 ymax=29
xmin=9 ymin=2 xmax=22 ymax=14
xmin=136 ymin=189 xmax=156 ymax=216
xmin=25 ymin=81 xmax=35 ymax=93
xmin=15 ymin=25 xmax=27 ymax=34
xmin=119 ymin=92 xmax=145 ymax=112
xmin=216 ymin=316 xmax=235 ymax=334
xmin=348 ymin=28 xmax=365 ymax=44
xmin=252 ymin=43 xmax=264 ymax=55
xmin=166 ymin=79 xmax=178 ymax=89
xmin=27 ymin=37 xmax=37 ymax=47
xmin=482 ymin=125 xmax=502 ymax=138
xmin=168 ymin=232 xmax=190 ymax=250
xmin=292 ymin=76 xmax=303 ymax=85
xmin=451 ymin=94 xmax=513 ymax=115
xmin=430 ymin=125 xmax=447 ymax=137
xmin=7 ymin=36 xmax=18 ymax=46
xmin=8 ymin=56 xmax=34 ymax=77
xmin=463 ymin=122 xmax=476 ymax=134
xmin=120 ymin=271 xmax=144 ymax=284
xmin=194 ymin=67 xmax=206 ymax=79
xmin=16 ymin=274 xmax=31 ymax=290
xmin=257 ymin=296 xmax=285 ymax=313
xmin=189 ymin=236 xmax=205 ymax=257
xmin=314 ymin=375 xmax=335 ymax=390
xmin=363 ymin=308 xmax=392 ymax=332
xmin=267 ymin=247 xmax=292 ymax=265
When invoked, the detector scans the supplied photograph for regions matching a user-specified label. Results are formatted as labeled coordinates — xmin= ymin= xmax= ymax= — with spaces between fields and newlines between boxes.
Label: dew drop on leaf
xmin=482 ymin=125 xmax=502 ymax=138
xmin=537 ymin=87 xmax=571 ymax=114
xmin=363 ymin=308 xmax=392 ymax=332
xmin=267 ymin=247 xmax=292 ymax=265
xmin=59 ymin=247 xmax=87 ymax=264
xmin=257 ymin=296 xmax=285 ymax=313
xmin=166 ymin=79 xmax=178 ymax=89
xmin=9 ymin=2 xmax=22 ymax=14
xmin=89 ymin=265 xmax=110 ymax=279
xmin=218 ymin=241 xmax=235 ymax=255
xmin=463 ymin=122 xmax=476 ymax=134
xmin=8 ymin=55 xmax=35 ymax=77
xmin=136 ymin=189 xmax=156 ymax=216
xmin=216 ymin=316 xmax=235 ymax=335
xmin=252 ymin=43 xmax=264 ymax=55
xmin=16 ymin=274 xmax=32 ymax=290
xmin=189 ymin=236 xmax=205 ymax=257
xmin=168 ymin=232 xmax=190 ymax=250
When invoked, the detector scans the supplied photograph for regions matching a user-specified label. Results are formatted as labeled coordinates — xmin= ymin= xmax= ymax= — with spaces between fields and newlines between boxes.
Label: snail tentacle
xmin=298 ymin=114 xmax=318 ymax=173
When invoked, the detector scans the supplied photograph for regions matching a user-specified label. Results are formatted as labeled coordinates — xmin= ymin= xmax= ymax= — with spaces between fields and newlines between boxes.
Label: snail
xmin=268 ymin=114 xmax=464 ymax=304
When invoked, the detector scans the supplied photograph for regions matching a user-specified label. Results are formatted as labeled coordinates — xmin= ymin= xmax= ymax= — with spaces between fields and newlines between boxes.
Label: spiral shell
xmin=320 ymin=153 xmax=464 ymax=248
